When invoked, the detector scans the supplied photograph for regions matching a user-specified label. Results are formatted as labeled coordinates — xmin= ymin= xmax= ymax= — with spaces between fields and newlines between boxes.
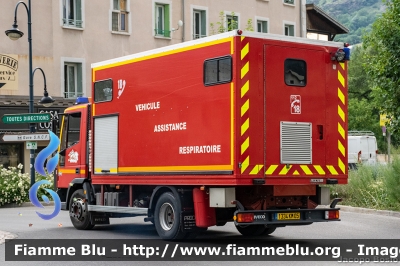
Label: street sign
xmin=1 ymin=113 xmax=51 ymax=124
xmin=26 ymin=141 xmax=37 ymax=150
xmin=380 ymin=114 xmax=390 ymax=126
xmin=2 ymin=133 xmax=49 ymax=142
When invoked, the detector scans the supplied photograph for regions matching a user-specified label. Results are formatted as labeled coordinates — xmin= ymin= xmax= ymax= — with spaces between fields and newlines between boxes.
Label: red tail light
xmin=237 ymin=213 xmax=254 ymax=223
xmin=325 ymin=210 xmax=339 ymax=220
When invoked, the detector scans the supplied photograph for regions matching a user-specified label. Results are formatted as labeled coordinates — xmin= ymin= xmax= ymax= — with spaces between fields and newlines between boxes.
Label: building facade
xmin=0 ymin=0 xmax=312 ymax=173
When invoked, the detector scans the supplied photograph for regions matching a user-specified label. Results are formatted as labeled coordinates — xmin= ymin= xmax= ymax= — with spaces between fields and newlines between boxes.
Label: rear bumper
xmin=233 ymin=207 xmax=340 ymax=226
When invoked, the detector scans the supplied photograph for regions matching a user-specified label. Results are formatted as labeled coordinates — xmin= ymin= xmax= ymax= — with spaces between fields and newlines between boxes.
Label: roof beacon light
xmin=343 ymin=47 xmax=351 ymax=61
xmin=75 ymin=97 xmax=89 ymax=105
xmin=332 ymin=48 xmax=346 ymax=62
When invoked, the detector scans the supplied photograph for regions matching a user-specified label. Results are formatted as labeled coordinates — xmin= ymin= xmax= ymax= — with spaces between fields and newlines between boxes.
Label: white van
xmin=348 ymin=131 xmax=378 ymax=169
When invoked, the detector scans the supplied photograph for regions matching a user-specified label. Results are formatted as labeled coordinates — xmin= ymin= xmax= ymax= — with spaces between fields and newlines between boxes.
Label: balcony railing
xmin=63 ymin=19 xmax=83 ymax=28
xmin=64 ymin=92 xmax=84 ymax=99
xmin=154 ymin=29 xmax=171 ymax=38
xmin=193 ymin=34 xmax=207 ymax=39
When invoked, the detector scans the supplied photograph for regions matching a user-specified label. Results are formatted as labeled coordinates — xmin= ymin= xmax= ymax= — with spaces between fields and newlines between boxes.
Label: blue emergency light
xmin=75 ymin=97 xmax=89 ymax=105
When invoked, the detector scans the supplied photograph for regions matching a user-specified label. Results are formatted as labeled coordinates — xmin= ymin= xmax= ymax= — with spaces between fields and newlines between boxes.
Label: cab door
xmin=57 ymin=106 xmax=88 ymax=188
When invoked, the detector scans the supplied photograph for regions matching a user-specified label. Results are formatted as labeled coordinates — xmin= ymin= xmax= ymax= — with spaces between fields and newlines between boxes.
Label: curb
xmin=337 ymin=205 xmax=400 ymax=218
xmin=0 ymin=201 xmax=55 ymax=208
xmin=0 ymin=231 xmax=17 ymax=244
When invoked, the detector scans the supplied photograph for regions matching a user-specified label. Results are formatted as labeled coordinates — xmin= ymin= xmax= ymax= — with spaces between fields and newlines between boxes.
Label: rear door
xmin=264 ymin=44 xmax=326 ymax=177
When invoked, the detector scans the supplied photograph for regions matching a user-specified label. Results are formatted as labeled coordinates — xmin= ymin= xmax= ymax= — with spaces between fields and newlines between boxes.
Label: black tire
xmin=154 ymin=192 xmax=187 ymax=240
xmin=235 ymin=224 xmax=266 ymax=236
xmin=262 ymin=226 xmax=276 ymax=235
xmin=69 ymin=189 xmax=95 ymax=230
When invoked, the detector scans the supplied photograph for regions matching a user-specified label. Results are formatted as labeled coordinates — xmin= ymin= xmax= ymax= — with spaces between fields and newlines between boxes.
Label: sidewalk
xmin=0 ymin=204 xmax=399 ymax=243
xmin=0 ymin=231 xmax=16 ymax=245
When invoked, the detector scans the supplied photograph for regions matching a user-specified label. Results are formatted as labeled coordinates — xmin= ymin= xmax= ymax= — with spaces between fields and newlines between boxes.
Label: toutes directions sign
xmin=1 ymin=113 xmax=51 ymax=124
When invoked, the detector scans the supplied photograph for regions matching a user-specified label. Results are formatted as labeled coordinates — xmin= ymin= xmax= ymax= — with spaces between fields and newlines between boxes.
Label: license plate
xmin=277 ymin=212 xmax=300 ymax=220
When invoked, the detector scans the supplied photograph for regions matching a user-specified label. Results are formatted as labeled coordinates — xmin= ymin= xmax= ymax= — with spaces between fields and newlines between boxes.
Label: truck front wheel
xmin=69 ymin=189 xmax=95 ymax=230
xmin=154 ymin=192 xmax=186 ymax=240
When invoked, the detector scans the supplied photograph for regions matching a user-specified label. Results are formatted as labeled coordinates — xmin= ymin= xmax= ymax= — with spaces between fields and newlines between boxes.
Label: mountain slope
xmin=306 ymin=0 xmax=386 ymax=44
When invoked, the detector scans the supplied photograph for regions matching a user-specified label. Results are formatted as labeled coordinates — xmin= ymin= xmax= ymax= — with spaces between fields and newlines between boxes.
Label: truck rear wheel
xmin=262 ymin=226 xmax=276 ymax=235
xmin=154 ymin=192 xmax=186 ymax=240
xmin=236 ymin=224 xmax=274 ymax=236
xmin=69 ymin=189 xmax=95 ymax=230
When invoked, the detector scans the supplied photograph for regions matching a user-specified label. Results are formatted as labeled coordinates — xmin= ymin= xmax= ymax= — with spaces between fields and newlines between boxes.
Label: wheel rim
xmin=159 ymin=202 xmax=174 ymax=231
xmin=70 ymin=199 xmax=87 ymax=220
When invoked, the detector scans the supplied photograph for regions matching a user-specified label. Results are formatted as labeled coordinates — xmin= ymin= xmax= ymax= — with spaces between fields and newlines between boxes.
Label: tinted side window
xmin=204 ymin=56 xmax=232 ymax=86
xmin=94 ymin=79 xmax=113 ymax=102
xmin=284 ymin=59 xmax=306 ymax=87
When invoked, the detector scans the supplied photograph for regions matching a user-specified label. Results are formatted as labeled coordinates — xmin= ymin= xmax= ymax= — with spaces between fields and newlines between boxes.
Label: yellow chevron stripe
xmin=250 ymin=165 xmax=263 ymax=175
xmin=293 ymin=170 xmax=300 ymax=175
xmin=241 ymin=36 xmax=245 ymax=42
xmin=339 ymin=62 xmax=345 ymax=70
xmin=279 ymin=165 xmax=292 ymax=175
xmin=338 ymin=140 xmax=345 ymax=157
xmin=338 ymin=88 xmax=345 ymax=105
xmin=241 ymin=99 xmax=249 ymax=117
xmin=338 ymin=71 xmax=345 ymax=87
xmin=241 ymin=62 xmax=249 ymax=79
xmin=241 ymin=118 xmax=249 ymax=136
xmin=265 ymin=165 xmax=278 ymax=175
xmin=338 ymin=158 xmax=346 ymax=174
xmin=241 ymin=137 xmax=249 ymax=155
xmin=338 ymin=105 xmax=345 ymax=122
xmin=241 ymin=80 xmax=249 ymax=98
xmin=327 ymin=165 xmax=338 ymax=175
xmin=313 ymin=165 xmax=326 ymax=175
xmin=338 ymin=122 xmax=345 ymax=140
xmin=241 ymin=43 xmax=249 ymax=60
xmin=300 ymin=165 xmax=313 ymax=175
xmin=241 ymin=156 xmax=249 ymax=174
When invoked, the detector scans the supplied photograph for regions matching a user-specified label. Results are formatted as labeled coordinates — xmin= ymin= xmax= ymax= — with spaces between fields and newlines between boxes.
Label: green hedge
xmin=0 ymin=164 xmax=54 ymax=206
xmin=331 ymin=157 xmax=400 ymax=211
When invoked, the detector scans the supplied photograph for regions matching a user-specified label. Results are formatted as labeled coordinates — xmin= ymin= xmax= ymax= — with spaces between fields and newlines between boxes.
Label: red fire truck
xmin=56 ymin=30 xmax=349 ymax=240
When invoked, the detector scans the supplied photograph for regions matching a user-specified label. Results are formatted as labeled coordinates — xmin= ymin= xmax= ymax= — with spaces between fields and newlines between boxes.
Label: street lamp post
xmin=5 ymin=0 xmax=55 ymax=187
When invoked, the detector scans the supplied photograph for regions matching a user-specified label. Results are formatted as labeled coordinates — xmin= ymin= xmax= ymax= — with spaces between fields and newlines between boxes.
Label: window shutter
xmin=201 ymin=11 xmax=206 ymax=37
xmin=113 ymin=0 xmax=119 ymax=10
xmin=164 ymin=5 xmax=170 ymax=37
xmin=77 ymin=64 xmax=83 ymax=96
xmin=76 ymin=0 xmax=82 ymax=27
xmin=112 ymin=12 xmax=119 ymax=31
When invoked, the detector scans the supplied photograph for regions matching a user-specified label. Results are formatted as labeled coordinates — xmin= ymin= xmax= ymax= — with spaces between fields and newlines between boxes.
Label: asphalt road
xmin=0 ymin=205 xmax=400 ymax=266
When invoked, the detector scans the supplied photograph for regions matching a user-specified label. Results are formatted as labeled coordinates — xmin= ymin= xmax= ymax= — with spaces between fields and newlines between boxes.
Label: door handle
xmin=75 ymin=168 xmax=80 ymax=174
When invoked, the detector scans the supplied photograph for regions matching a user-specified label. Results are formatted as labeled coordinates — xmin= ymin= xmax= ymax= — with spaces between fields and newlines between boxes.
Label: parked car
xmin=348 ymin=131 xmax=378 ymax=169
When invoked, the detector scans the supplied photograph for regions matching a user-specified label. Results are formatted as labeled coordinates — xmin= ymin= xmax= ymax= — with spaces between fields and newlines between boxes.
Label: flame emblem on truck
xmin=290 ymin=95 xmax=301 ymax=114
xmin=117 ymin=79 xmax=126 ymax=99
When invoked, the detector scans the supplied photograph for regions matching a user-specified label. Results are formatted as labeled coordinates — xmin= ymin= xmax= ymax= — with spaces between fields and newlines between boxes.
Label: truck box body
xmin=82 ymin=31 xmax=348 ymax=186
xmin=57 ymin=31 xmax=348 ymax=239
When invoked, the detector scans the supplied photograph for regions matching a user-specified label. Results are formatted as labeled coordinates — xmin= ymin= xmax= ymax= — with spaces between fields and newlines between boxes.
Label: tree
xmin=363 ymin=0 xmax=400 ymax=135
xmin=348 ymin=45 xmax=372 ymax=100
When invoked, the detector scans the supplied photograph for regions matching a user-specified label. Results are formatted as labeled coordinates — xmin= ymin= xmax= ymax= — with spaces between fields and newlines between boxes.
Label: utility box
xmin=209 ymin=188 xmax=236 ymax=208
xmin=319 ymin=187 xmax=331 ymax=205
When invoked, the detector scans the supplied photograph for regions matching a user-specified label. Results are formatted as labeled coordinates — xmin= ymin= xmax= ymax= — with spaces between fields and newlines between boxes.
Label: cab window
xmin=59 ymin=113 xmax=81 ymax=166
